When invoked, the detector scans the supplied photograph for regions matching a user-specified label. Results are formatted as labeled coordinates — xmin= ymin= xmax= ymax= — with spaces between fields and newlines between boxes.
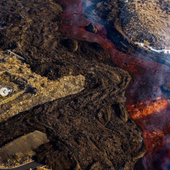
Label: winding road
xmin=0 ymin=161 xmax=43 ymax=170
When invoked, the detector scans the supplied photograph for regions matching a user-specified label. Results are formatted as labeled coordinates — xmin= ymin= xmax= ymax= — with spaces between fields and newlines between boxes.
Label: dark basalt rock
xmin=85 ymin=23 xmax=98 ymax=33
xmin=61 ymin=38 xmax=79 ymax=52
xmin=0 ymin=0 xmax=145 ymax=169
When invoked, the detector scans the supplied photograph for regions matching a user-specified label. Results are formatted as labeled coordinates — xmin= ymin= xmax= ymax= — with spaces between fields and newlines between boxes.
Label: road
xmin=0 ymin=161 xmax=43 ymax=170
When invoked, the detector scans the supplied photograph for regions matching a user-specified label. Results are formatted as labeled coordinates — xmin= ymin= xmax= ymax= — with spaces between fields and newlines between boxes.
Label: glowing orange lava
xmin=128 ymin=99 xmax=168 ymax=120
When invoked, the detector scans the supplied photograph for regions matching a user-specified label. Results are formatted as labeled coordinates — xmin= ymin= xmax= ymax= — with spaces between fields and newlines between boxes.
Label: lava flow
xmin=59 ymin=0 xmax=170 ymax=169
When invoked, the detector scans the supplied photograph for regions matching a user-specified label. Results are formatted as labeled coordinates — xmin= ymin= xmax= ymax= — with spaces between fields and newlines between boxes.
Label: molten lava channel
xmin=128 ymin=99 xmax=168 ymax=120
xmin=59 ymin=0 xmax=170 ymax=169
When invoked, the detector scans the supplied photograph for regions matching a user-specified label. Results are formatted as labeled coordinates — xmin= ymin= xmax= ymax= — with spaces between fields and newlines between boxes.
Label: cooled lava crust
xmin=84 ymin=0 xmax=170 ymax=67
xmin=0 ymin=0 xmax=145 ymax=170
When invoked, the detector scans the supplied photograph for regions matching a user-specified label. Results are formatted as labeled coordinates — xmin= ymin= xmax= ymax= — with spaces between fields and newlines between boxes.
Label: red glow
xmin=128 ymin=99 xmax=168 ymax=120
xmin=59 ymin=0 xmax=170 ymax=169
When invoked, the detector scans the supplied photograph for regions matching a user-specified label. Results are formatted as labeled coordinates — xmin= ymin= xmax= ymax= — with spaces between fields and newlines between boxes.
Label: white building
xmin=163 ymin=47 xmax=170 ymax=54
xmin=134 ymin=42 xmax=170 ymax=54
xmin=0 ymin=87 xmax=12 ymax=97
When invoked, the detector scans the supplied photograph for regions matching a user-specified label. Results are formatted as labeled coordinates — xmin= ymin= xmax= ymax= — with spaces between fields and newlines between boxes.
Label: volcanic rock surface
xmin=84 ymin=0 xmax=170 ymax=62
xmin=0 ymin=52 xmax=85 ymax=122
xmin=0 ymin=0 xmax=145 ymax=169
xmin=119 ymin=0 xmax=170 ymax=49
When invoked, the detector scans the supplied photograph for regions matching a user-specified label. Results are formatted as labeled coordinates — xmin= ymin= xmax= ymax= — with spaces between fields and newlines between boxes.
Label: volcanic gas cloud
xmin=60 ymin=0 xmax=170 ymax=169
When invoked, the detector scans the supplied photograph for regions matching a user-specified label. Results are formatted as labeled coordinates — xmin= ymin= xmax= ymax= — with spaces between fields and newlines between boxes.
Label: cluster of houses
xmin=134 ymin=42 xmax=170 ymax=54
